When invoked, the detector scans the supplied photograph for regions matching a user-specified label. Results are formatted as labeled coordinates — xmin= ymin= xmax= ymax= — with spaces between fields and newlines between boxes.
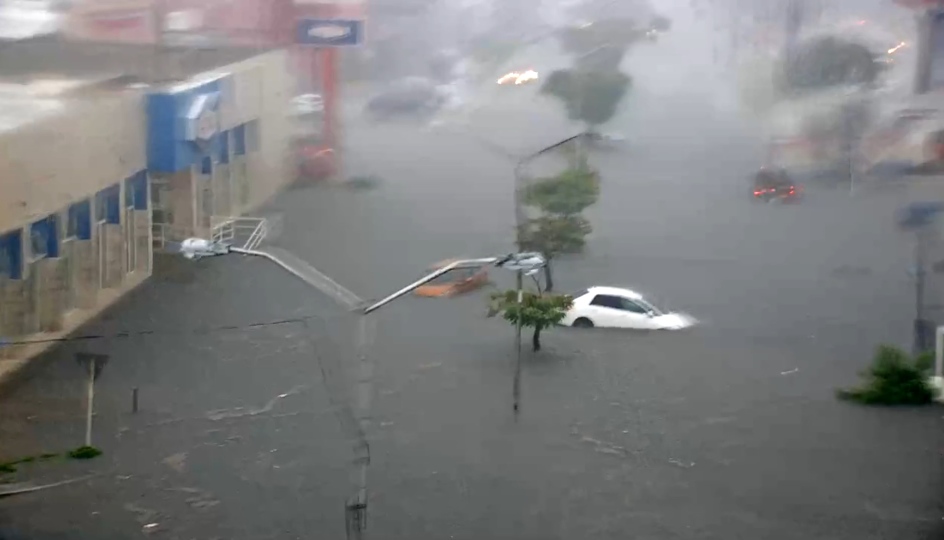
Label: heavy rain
xmin=0 ymin=0 xmax=943 ymax=539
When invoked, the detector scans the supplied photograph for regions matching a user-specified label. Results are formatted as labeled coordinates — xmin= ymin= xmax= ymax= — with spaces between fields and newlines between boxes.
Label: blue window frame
xmin=124 ymin=171 xmax=148 ymax=211
xmin=96 ymin=184 xmax=120 ymax=224
xmin=0 ymin=230 xmax=23 ymax=279
xmin=67 ymin=200 xmax=92 ymax=240
xmin=219 ymin=129 xmax=230 ymax=164
xmin=30 ymin=216 xmax=58 ymax=259
xmin=233 ymin=124 xmax=246 ymax=155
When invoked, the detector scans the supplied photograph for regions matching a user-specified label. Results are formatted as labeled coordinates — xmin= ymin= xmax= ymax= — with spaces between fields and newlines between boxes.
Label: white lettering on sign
xmin=195 ymin=107 xmax=219 ymax=141
xmin=307 ymin=24 xmax=351 ymax=39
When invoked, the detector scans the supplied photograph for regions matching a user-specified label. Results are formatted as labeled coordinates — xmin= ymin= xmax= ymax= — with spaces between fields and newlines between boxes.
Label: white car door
xmin=586 ymin=294 xmax=628 ymax=327
xmin=615 ymin=297 xmax=656 ymax=329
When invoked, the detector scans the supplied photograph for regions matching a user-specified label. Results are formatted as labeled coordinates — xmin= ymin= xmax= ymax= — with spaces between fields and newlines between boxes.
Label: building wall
xmin=0 ymin=90 xmax=152 ymax=365
xmin=0 ymin=88 xmax=146 ymax=233
xmin=148 ymin=48 xmax=294 ymax=243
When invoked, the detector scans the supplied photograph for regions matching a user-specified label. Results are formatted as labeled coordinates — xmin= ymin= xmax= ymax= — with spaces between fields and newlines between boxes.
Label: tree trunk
xmin=532 ymin=326 xmax=542 ymax=352
xmin=543 ymin=260 xmax=555 ymax=292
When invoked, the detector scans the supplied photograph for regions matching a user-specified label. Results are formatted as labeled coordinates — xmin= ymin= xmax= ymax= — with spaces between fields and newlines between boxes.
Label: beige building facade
xmin=0 ymin=78 xmax=151 ymax=367
xmin=0 ymin=47 xmax=297 ymax=384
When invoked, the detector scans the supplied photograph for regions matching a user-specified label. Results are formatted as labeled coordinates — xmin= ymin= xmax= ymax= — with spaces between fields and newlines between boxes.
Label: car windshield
xmin=634 ymin=297 xmax=662 ymax=315
xmin=422 ymin=266 xmax=478 ymax=285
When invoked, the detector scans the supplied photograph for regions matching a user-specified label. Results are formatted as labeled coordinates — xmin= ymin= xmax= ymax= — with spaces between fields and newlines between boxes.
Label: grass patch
xmin=837 ymin=345 xmax=937 ymax=406
xmin=68 ymin=446 xmax=102 ymax=460
xmin=0 ymin=452 xmax=60 ymax=474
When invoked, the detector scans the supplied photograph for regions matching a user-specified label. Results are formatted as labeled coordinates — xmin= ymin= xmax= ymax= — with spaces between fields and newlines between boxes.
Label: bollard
xmin=132 ymin=387 xmax=139 ymax=414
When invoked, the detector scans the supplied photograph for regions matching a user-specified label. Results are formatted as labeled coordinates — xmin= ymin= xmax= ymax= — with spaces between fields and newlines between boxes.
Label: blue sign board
xmin=296 ymin=18 xmax=363 ymax=47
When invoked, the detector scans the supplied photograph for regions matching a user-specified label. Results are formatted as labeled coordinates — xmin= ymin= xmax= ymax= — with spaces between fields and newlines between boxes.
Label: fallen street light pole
xmin=177 ymin=239 xmax=545 ymax=538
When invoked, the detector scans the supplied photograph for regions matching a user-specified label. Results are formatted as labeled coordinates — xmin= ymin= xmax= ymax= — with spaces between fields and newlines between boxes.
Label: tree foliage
xmin=518 ymin=214 xmax=593 ymax=256
xmin=541 ymin=69 xmax=631 ymax=127
xmin=837 ymin=345 xmax=936 ymax=406
xmin=487 ymin=290 xmax=574 ymax=351
xmin=780 ymin=36 xmax=881 ymax=93
xmin=523 ymin=164 xmax=600 ymax=215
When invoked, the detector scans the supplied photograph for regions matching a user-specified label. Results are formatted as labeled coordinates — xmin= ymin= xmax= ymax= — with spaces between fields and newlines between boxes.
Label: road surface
xmin=2 ymin=3 xmax=943 ymax=539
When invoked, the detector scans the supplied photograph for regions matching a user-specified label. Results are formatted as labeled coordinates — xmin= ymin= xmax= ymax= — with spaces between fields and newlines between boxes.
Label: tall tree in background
xmin=518 ymin=161 xmax=600 ymax=291
xmin=540 ymin=68 xmax=632 ymax=133
xmin=779 ymin=36 xmax=882 ymax=94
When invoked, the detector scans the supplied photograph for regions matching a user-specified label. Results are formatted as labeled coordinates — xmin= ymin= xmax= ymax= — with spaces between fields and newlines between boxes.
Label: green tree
xmin=541 ymin=69 xmax=631 ymax=131
xmin=487 ymin=290 xmax=573 ymax=352
xmin=517 ymin=164 xmax=599 ymax=291
xmin=837 ymin=345 xmax=937 ymax=406
xmin=779 ymin=36 xmax=882 ymax=94
xmin=523 ymin=164 xmax=600 ymax=214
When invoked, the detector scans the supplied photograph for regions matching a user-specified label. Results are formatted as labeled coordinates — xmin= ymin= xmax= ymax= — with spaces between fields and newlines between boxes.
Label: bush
xmin=68 ymin=446 xmax=102 ymax=460
xmin=837 ymin=345 xmax=936 ymax=405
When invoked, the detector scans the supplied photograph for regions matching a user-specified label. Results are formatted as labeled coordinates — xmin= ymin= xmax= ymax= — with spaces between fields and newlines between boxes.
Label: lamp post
xmin=177 ymin=238 xmax=545 ymax=539
xmin=897 ymin=201 xmax=944 ymax=355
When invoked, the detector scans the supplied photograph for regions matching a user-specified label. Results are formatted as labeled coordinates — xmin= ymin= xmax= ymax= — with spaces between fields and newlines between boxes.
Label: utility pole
xmin=898 ymin=202 xmax=944 ymax=355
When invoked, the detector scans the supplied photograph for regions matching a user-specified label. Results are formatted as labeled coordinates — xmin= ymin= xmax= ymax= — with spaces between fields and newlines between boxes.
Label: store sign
xmin=296 ymin=18 xmax=363 ymax=46
xmin=183 ymin=91 xmax=221 ymax=148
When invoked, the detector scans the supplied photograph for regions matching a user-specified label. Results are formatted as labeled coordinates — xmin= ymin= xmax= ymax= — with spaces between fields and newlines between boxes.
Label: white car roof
xmin=585 ymin=286 xmax=643 ymax=300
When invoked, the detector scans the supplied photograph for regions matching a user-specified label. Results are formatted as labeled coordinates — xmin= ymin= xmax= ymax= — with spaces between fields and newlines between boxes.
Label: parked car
xmin=365 ymin=77 xmax=444 ymax=119
xmin=561 ymin=286 xmax=696 ymax=330
xmin=414 ymin=259 xmax=490 ymax=298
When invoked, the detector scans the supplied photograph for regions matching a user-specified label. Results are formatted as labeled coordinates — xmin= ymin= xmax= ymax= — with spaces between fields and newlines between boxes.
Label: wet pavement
xmin=3 ymin=3 xmax=944 ymax=540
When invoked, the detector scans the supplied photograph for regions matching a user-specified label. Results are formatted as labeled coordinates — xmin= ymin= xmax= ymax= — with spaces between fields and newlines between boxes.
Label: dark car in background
xmin=365 ymin=77 xmax=445 ymax=120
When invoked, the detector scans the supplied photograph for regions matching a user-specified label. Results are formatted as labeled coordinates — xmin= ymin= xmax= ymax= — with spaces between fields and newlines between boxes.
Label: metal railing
xmin=210 ymin=216 xmax=268 ymax=251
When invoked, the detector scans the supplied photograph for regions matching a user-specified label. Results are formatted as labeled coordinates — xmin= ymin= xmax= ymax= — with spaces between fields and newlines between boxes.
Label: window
xmin=67 ymin=200 xmax=92 ymax=240
xmin=246 ymin=119 xmax=260 ymax=152
xmin=219 ymin=129 xmax=230 ymax=164
xmin=590 ymin=294 xmax=650 ymax=314
xmin=233 ymin=124 xmax=246 ymax=155
xmin=424 ymin=267 xmax=479 ymax=285
xmin=0 ymin=230 xmax=22 ymax=279
xmin=95 ymin=185 xmax=120 ymax=224
xmin=124 ymin=171 xmax=148 ymax=211
xmin=201 ymin=156 xmax=212 ymax=175
xmin=618 ymin=298 xmax=649 ymax=314
xmin=590 ymin=294 xmax=623 ymax=309
xmin=30 ymin=216 xmax=58 ymax=259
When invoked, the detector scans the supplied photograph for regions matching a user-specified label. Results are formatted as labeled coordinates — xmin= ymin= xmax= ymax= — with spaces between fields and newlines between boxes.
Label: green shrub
xmin=837 ymin=345 xmax=936 ymax=405
xmin=68 ymin=446 xmax=102 ymax=460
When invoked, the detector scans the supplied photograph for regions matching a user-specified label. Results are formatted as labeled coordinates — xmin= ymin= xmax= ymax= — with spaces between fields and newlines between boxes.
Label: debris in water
xmin=780 ymin=368 xmax=799 ymax=376
xmin=668 ymin=459 xmax=695 ymax=469
xmin=162 ymin=452 xmax=187 ymax=473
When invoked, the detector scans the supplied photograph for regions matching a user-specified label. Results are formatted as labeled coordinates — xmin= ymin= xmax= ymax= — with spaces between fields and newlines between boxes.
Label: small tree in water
xmin=487 ymin=290 xmax=573 ymax=352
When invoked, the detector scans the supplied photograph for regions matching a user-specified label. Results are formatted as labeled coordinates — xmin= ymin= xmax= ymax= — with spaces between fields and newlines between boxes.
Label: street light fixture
xmin=175 ymin=238 xmax=545 ymax=539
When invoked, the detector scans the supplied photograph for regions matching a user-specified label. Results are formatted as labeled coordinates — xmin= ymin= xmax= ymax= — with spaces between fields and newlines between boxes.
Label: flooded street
xmin=2 ymin=3 xmax=943 ymax=540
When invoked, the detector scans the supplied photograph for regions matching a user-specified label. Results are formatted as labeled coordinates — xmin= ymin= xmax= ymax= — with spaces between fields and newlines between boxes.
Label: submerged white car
xmin=561 ymin=286 xmax=696 ymax=330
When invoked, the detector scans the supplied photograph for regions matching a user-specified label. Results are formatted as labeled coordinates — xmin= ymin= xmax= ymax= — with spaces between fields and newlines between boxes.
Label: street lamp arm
xmin=229 ymin=246 xmax=365 ymax=311
xmin=517 ymin=133 xmax=585 ymax=170
xmin=362 ymin=257 xmax=502 ymax=315
xmin=361 ymin=252 xmax=548 ymax=315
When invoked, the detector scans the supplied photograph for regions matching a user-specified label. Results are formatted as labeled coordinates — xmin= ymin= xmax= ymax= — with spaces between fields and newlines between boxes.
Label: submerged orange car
xmin=414 ymin=259 xmax=490 ymax=298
